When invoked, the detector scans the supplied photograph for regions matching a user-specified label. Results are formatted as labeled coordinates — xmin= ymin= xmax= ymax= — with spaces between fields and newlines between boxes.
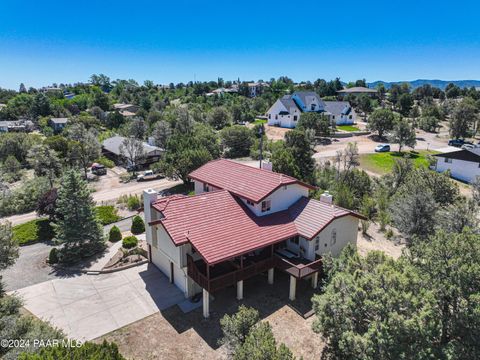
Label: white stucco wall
xmin=314 ymin=215 xmax=359 ymax=257
xmin=266 ymin=100 xmax=300 ymax=128
xmin=240 ymin=183 xmax=309 ymax=216
xmin=435 ymin=157 xmax=480 ymax=183
xmin=194 ymin=180 xmax=220 ymax=194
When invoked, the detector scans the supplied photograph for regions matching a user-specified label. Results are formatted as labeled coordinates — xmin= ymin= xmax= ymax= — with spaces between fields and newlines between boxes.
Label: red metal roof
xmin=188 ymin=159 xmax=315 ymax=203
xmin=151 ymin=190 xmax=362 ymax=265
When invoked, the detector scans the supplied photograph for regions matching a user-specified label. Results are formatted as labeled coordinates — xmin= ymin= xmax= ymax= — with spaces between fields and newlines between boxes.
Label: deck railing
xmin=187 ymin=254 xmax=276 ymax=293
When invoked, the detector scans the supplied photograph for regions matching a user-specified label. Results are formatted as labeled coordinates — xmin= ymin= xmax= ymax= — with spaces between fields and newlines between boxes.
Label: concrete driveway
xmin=11 ymin=264 xmax=184 ymax=341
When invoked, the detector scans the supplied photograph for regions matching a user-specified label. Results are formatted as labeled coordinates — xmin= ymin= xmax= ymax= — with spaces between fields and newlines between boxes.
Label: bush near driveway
xmin=122 ymin=236 xmax=138 ymax=249
xmin=131 ymin=215 xmax=145 ymax=235
xmin=48 ymin=248 xmax=59 ymax=264
xmin=109 ymin=225 xmax=122 ymax=242
xmin=12 ymin=218 xmax=54 ymax=245
xmin=96 ymin=205 xmax=121 ymax=225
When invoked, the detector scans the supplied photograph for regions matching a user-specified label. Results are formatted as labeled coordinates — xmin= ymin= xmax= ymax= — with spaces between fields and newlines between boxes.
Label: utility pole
xmin=258 ymin=124 xmax=264 ymax=169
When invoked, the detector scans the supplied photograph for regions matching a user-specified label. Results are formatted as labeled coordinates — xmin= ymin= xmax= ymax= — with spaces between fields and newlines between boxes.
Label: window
xmin=315 ymin=237 xmax=320 ymax=251
xmin=246 ymin=199 xmax=254 ymax=206
xmin=445 ymin=158 xmax=452 ymax=163
xmin=290 ymin=236 xmax=299 ymax=245
xmin=261 ymin=200 xmax=271 ymax=212
xmin=268 ymin=114 xmax=271 ymax=119
xmin=330 ymin=229 xmax=337 ymax=246
xmin=332 ymin=115 xmax=335 ymax=119
xmin=293 ymin=115 xmax=297 ymax=121
xmin=349 ymin=115 xmax=353 ymax=119
xmin=203 ymin=183 xmax=210 ymax=192
xmin=275 ymin=115 xmax=278 ymax=120
xmin=311 ymin=104 xmax=316 ymax=111
xmin=191 ymin=246 xmax=196 ymax=254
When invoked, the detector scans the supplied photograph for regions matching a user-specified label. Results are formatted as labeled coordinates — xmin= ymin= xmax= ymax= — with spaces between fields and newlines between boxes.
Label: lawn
xmin=12 ymin=218 xmax=54 ymax=245
xmin=96 ymin=205 xmax=121 ymax=225
xmin=359 ymin=150 xmax=439 ymax=175
xmin=337 ymin=125 xmax=360 ymax=132
xmin=252 ymin=118 xmax=267 ymax=125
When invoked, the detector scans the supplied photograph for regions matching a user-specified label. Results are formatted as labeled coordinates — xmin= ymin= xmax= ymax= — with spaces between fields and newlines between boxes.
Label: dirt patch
xmin=357 ymin=222 xmax=405 ymax=259
xmin=264 ymin=124 xmax=291 ymax=141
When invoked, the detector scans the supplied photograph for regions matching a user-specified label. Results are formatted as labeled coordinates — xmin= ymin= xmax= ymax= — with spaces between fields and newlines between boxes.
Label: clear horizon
xmin=1 ymin=0 xmax=479 ymax=90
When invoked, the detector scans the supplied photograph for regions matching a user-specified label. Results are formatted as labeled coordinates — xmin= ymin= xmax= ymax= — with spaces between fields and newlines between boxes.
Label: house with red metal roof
xmin=143 ymin=159 xmax=363 ymax=318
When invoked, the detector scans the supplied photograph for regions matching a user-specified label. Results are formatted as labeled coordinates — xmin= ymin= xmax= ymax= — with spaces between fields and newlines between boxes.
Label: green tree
xmin=280 ymin=129 xmax=315 ymax=183
xmin=220 ymin=305 xmax=260 ymax=353
xmin=389 ymin=118 xmax=416 ymax=152
xmin=53 ymin=170 xmax=105 ymax=263
xmin=2 ymin=155 xmax=22 ymax=182
xmin=398 ymin=93 xmax=414 ymax=116
xmin=389 ymin=186 xmax=437 ymax=241
xmin=297 ymin=112 xmax=333 ymax=137
xmin=27 ymin=144 xmax=61 ymax=188
xmin=67 ymin=123 xmax=101 ymax=178
xmin=31 ymin=93 xmax=51 ymax=118
xmin=367 ymin=108 xmax=396 ymax=138
xmin=419 ymin=115 xmax=439 ymax=132
xmin=220 ymin=126 xmax=255 ymax=158
xmin=208 ymin=106 xmax=231 ymax=130
xmin=108 ymin=225 xmax=122 ymax=242
xmin=449 ymin=99 xmax=477 ymax=139
xmin=0 ymin=221 xmax=18 ymax=273
xmin=151 ymin=120 xmax=172 ymax=149
xmin=313 ymin=249 xmax=437 ymax=360
xmin=234 ymin=322 xmax=295 ymax=360
xmin=357 ymin=94 xmax=372 ymax=120
xmin=119 ymin=137 xmax=145 ymax=174
xmin=409 ymin=230 xmax=480 ymax=358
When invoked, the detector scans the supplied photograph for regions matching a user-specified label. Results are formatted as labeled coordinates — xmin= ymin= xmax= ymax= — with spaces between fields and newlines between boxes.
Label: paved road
xmin=1 ymin=217 xmax=137 ymax=292
xmin=1 ymin=178 xmax=181 ymax=226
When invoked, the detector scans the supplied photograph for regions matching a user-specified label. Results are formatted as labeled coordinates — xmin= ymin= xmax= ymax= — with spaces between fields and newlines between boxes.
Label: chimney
xmin=320 ymin=191 xmax=333 ymax=204
xmin=261 ymin=161 xmax=272 ymax=171
xmin=143 ymin=189 xmax=158 ymax=245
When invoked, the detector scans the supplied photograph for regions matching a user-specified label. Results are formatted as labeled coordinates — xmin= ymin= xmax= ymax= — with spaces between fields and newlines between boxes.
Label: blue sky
xmin=1 ymin=0 xmax=479 ymax=89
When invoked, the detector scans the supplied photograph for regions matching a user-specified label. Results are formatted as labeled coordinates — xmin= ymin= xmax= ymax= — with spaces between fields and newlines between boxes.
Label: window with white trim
xmin=246 ymin=199 xmax=254 ymax=206
xmin=261 ymin=199 xmax=271 ymax=212
xmin=330 ymin=229 xmax=337 ymax=246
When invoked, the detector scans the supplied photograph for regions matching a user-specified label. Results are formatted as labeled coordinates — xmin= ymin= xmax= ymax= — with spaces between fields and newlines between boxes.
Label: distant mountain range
xmin=368 ymin=79 xmax=480 ymax=90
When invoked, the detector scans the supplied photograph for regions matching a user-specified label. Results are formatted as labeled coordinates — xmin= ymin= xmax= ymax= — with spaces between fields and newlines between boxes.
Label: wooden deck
xmin=187 ymin=252 xmax=322 ymax=293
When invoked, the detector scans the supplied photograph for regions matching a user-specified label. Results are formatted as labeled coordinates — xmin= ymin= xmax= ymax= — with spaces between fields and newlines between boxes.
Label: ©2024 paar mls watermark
xmin=1 ymin=338 xmax=83 ymax=349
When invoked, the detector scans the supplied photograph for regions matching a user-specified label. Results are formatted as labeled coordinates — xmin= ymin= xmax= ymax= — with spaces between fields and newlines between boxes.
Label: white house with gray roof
xmin=266 ymin=91 xmax=355 ymax=128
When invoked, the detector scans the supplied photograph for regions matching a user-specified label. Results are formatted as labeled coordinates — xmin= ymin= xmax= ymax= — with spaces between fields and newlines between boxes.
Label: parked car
xmin=375 ymin=144 xmax=390 ymax=152
xmin=461 ymin=143 xmax=479 ymax=150
xmin=448 ymin=139 xmax=473 ymax=147
xmin=91 ymin=163 xmax=107 ymax=176
xmin=137 ymin=170 xmax=162 ymax=181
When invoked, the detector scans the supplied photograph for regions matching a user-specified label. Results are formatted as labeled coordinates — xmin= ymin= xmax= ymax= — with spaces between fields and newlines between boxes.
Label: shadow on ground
xmin=144 ymin=270 xmax=320 ymax=350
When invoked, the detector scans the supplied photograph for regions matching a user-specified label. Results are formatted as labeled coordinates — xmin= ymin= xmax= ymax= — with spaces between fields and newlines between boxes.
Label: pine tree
xmin=53 ymin=170 xmax=105 ymax=263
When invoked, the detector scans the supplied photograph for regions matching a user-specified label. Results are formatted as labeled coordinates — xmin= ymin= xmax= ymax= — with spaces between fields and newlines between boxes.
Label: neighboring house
xmin=434 ymin=149 xmax=480 ymax=183
xmin=337 ymin=86 xmax=377 ymax=97
xmin=49 ymin=117 xmax=68 ymax=132
xmin=266 ymin=91 xmax=355 ymax=128
xmin=143 ymin=159 xmax=363 ymax=318
xmin=0 ymin=119 xmax=34 ymax=133
xmin=102 ymin=135 xmax=163 ymax=168
xmin=248 ymin=82 xmax=268 ymax=97
xmin=206 ymin=87 xmax=239 ymax=96
xmin=113 ymin=103 xmax=139 ymax=117
xmin=324 ymin=101 xmax=356 ymax=125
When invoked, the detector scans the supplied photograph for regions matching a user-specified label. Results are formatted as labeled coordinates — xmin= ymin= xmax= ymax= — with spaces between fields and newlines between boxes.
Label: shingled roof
xmin=188 ymin=159 xmax=315 ymax=203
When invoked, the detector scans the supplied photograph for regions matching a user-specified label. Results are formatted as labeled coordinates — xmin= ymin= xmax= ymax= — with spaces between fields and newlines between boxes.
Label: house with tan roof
xmin=143 ymin=159 xmax=363 ymax=318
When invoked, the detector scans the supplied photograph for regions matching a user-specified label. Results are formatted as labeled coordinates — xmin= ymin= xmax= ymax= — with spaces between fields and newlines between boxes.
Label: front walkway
xmin=10 ymin=263 xmax=184 ymax=341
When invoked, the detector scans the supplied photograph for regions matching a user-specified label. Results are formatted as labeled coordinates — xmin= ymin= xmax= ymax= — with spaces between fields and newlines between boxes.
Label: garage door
xmin=151 ymin=247 xmax=170 ymax=277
